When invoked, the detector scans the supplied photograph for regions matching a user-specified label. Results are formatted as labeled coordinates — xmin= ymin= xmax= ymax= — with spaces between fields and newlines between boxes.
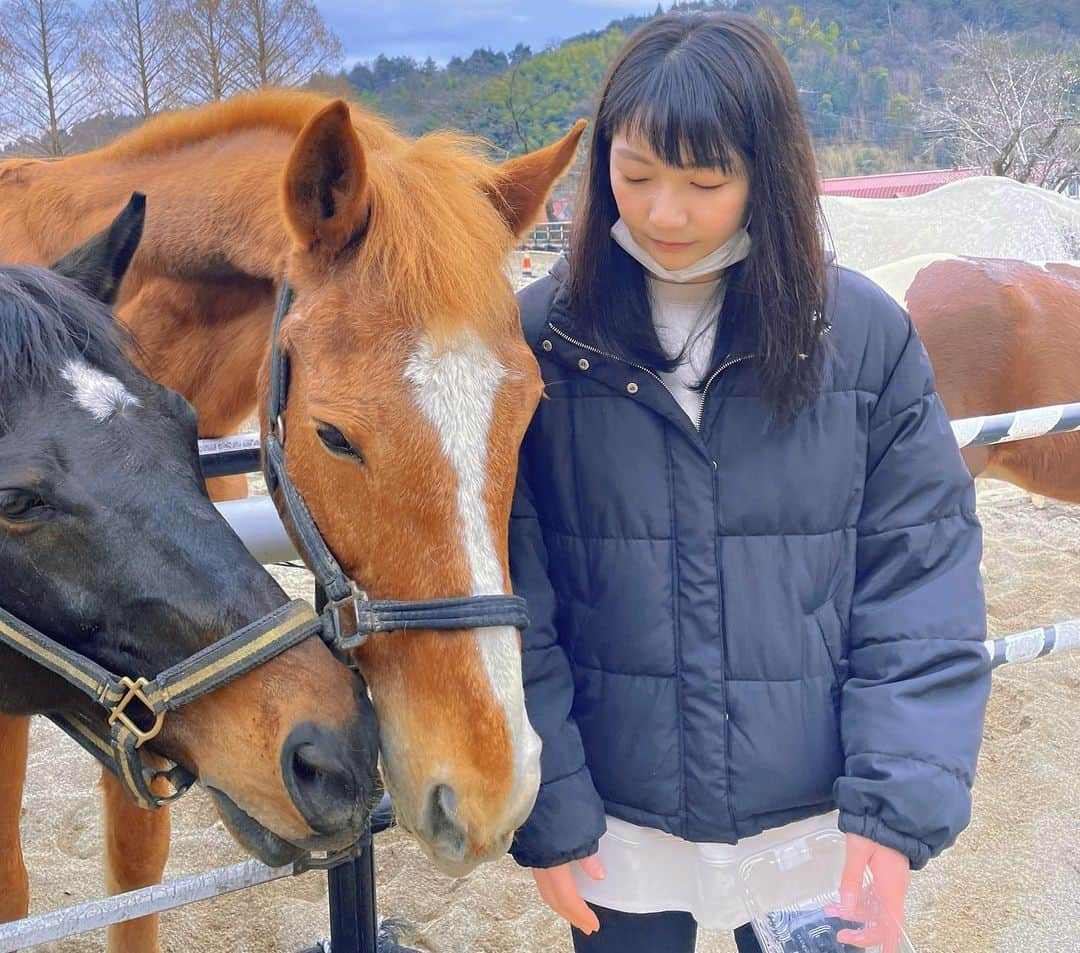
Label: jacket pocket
xmin=809 ymin=598 xmax=849 ymax=688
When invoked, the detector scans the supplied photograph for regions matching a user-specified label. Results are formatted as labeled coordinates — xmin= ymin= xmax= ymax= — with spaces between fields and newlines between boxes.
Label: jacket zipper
xmin=551 ymin=321 xmax=752 ymax=839
xmin=548 ymin=323 xmax=755 ymax=430
xmin=693 ymin=354 xmax=754 ymax=430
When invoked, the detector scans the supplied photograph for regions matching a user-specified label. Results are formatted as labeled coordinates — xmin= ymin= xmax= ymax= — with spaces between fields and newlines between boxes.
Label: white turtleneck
xmin=648 ymin=274 xmax=725 ymax=428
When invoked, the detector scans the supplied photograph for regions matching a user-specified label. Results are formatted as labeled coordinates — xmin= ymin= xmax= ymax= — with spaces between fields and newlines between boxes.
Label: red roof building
xmin=819 ymin=168 xmax=981 ymax=199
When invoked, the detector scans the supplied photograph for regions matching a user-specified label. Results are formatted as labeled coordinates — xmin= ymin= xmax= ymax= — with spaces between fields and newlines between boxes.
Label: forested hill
xmin=8 ymin=0 xmax=1072 ymax=179
xmin=345 ymin=0 xmax=1079 ymax=178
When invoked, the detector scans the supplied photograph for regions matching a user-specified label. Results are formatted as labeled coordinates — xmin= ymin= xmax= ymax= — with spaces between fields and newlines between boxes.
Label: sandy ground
xmin=12 ymin=251 xmax=1080 ymax=951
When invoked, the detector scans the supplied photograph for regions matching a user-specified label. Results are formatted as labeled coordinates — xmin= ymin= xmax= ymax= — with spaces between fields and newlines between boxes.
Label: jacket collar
xmin=544 ymin=256 xmax=760 ymax=371
xmin=538 ymin=258 xmax=757 ymax=449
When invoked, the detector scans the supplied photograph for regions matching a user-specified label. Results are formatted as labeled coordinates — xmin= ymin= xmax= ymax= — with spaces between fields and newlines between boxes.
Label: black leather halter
xmin=263 ymin=280 xmax=529 ymax=654
xmin=0 ymin=599 xmax=321 ymax=809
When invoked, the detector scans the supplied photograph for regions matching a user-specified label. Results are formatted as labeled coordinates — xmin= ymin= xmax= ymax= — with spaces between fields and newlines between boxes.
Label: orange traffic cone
xmin=522 ymin=254 xmax=533 ymax=277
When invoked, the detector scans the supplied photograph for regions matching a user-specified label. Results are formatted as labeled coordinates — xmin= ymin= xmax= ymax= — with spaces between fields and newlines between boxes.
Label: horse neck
xmin=119 ymin=273 xmax=277 ymax=438
xmin=75 ymin=129 xmax=294 ymax=278
xmin=1 ymin=132 xmax=297 ymax=435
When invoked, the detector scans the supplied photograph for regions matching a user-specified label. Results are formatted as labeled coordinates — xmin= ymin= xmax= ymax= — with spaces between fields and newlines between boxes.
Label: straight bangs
xmin=606 ymin=61 xmax=745 ymax=175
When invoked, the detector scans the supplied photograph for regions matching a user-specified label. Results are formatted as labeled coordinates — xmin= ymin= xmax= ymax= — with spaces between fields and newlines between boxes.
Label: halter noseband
xmin=263 ymin=280 xmax=530 ymax=655
xmin=0 ymin=599 xmax=321 ymax=809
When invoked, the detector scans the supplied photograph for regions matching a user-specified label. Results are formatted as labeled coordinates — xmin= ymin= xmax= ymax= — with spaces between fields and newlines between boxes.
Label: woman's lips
xmin=651 ymin=238 xmax=694 ymax=252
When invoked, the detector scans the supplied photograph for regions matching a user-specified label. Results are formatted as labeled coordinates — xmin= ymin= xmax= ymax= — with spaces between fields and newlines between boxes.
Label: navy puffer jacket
xmin=509 ymin=259 xmax=990 ymax=872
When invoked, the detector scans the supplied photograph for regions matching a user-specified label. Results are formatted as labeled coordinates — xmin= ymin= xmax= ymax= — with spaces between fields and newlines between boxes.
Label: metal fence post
xmin=328 ymin=844 xmax=378 ymax=953
xmin=315 ymin=582 xmax=378 ymax=953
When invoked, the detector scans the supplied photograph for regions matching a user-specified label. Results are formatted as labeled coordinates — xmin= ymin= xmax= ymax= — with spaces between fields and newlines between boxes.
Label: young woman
xmin=508 ymin=12 xmax=990 ymax=953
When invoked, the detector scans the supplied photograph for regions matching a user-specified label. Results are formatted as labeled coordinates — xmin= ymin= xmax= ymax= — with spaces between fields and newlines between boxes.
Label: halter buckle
xmin=292 ymin=840 xmax=366 ymax=874
xmin=108 ymin=676 xmax=165 ymax=748
xmin=324 ymin=582 xmax=370 ymax=653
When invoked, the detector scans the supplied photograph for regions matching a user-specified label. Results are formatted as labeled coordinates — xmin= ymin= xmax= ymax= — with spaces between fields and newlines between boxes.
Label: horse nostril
xmin=292 ymin=743 xmax=338 ymax=791
xmin=282 ymin=725 xmax=360 ymax=836
xmin=425 ymin=783 xmax=466 ymax=860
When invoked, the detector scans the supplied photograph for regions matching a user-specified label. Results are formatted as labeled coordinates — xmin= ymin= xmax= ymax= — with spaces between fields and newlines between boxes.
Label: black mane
xmin=0 ymin=266 xmax=136 ymax=406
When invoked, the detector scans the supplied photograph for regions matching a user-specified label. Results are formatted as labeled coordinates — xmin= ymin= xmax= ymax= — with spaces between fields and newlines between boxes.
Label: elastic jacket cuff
xmin=509 ymin=767 xmax=607 ymax=869
xmin=511 ymin=836 xmax=602 ymax=870
xmin=838 ymin=810 xmax=932 ymax=871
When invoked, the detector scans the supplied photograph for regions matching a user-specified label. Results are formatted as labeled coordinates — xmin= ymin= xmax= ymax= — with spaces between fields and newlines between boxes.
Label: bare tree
xmin=0 ymin=32 xmax=15 ymax=139
xmin=170 ymin=0 xmax=241 ymax=102
xmin=231 ymin=0 xmax=341 ymax=90
xmin=921 ymin=28 xmax=1080 ymax=191
xmin=0 ymin=0 xmax=98 ymax=155
xmin=0 ymin=29 xmax=12 ymax=73
xmin=84 ymin=0 xmax=179 ymax=119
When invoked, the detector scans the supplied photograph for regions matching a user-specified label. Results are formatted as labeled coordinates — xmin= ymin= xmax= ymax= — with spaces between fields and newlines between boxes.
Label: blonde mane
xmin=74 ymin=90 xmax=516 ymax=336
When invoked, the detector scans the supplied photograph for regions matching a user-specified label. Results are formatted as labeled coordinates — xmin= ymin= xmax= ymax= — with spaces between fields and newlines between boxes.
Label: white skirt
xmin=572 ymin=811 xmax=839 ymax=931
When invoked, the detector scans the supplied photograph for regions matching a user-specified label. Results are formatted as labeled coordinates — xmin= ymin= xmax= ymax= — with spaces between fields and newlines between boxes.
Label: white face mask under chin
xmin=610 ymin=218 xmax=752 ymax=283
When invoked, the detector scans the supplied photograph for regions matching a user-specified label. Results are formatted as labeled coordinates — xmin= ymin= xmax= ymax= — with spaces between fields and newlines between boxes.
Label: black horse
xmin=0 ymin=196 xmax=379 ymax=948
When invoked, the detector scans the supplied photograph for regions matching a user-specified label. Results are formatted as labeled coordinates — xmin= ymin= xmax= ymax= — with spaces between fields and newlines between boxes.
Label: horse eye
xmin=0 ymin=490 xmax=49 ymax=521
xmin=315 ymin=422 xmax=363 ymax=463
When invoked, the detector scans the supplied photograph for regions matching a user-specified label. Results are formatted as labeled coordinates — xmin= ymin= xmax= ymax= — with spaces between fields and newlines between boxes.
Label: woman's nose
xmin=648 ymin=190 xmax=688 ymax=231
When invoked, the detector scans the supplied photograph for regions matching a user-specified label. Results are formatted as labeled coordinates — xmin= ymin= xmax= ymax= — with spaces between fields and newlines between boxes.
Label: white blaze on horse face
xmin=404 ymin=330 xmax=541 ymax=791
xmin=61 ymin=360 xmax=141 ymax=420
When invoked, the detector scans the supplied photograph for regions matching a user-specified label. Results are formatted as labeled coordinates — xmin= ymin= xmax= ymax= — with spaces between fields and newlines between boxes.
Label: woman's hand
xmin=531 ymin=853 xmax=607 ymax=935
xmin=831 ymin=833 xmax=910 ymax=952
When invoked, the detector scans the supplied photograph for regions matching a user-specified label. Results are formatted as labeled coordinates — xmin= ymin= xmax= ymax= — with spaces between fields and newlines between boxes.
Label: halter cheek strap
xmin=263 ymin=279 xmax=530 ymax=657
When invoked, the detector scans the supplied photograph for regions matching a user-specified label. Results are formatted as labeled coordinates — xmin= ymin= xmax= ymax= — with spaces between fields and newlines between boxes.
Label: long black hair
xmin=568 ymin=11 xmax=830 ymax=417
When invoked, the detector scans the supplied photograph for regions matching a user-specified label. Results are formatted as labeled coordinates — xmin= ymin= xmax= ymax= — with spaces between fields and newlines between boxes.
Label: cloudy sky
xmin=319 ymin=1 xmax=658 ymax=66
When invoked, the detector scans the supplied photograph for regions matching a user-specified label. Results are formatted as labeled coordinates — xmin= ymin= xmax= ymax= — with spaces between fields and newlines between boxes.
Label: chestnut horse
xmin=0 ymin=202 xmax=378 ymax=940
xmin=0 ymin=90 xmax=582 ymax=948
xmin=865 ymin=253 xmax=1080 ymax=501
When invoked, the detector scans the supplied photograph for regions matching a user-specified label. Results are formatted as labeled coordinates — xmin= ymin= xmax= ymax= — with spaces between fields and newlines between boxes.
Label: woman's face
xmin=609 ymin=128 xmax=750 ymax=280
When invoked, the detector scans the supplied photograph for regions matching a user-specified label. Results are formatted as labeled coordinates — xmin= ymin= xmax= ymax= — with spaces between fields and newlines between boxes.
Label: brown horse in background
xmin=0 ymin=90 xmax=583 ymax=951
xmin=866 ymin=254 xmax=1080 ymax=502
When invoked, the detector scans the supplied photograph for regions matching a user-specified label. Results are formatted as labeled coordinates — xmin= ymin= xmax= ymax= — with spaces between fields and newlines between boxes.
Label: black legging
xmin=571 ymin=903 xmax=763 ymax=953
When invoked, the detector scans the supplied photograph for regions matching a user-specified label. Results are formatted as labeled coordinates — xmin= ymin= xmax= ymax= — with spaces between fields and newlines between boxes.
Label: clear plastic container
xmin=737 ymin=828 xmax=916 ymax=953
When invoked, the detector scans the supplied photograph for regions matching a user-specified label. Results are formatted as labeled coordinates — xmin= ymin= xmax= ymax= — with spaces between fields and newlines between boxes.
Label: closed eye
xmin=0 ymin=489 xmax=52 ymax=523
xmin=315 ymin=421 xmax=364 ymax=463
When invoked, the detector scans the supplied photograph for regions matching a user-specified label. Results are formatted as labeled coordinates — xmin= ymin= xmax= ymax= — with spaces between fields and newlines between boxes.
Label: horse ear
xmin=50 ymin=192 xmax=146 ymax=305
xmin=281 ymin=100 xmax=370 ymax=256
xmin=483 ymin=119 xmax=587 ymax=240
